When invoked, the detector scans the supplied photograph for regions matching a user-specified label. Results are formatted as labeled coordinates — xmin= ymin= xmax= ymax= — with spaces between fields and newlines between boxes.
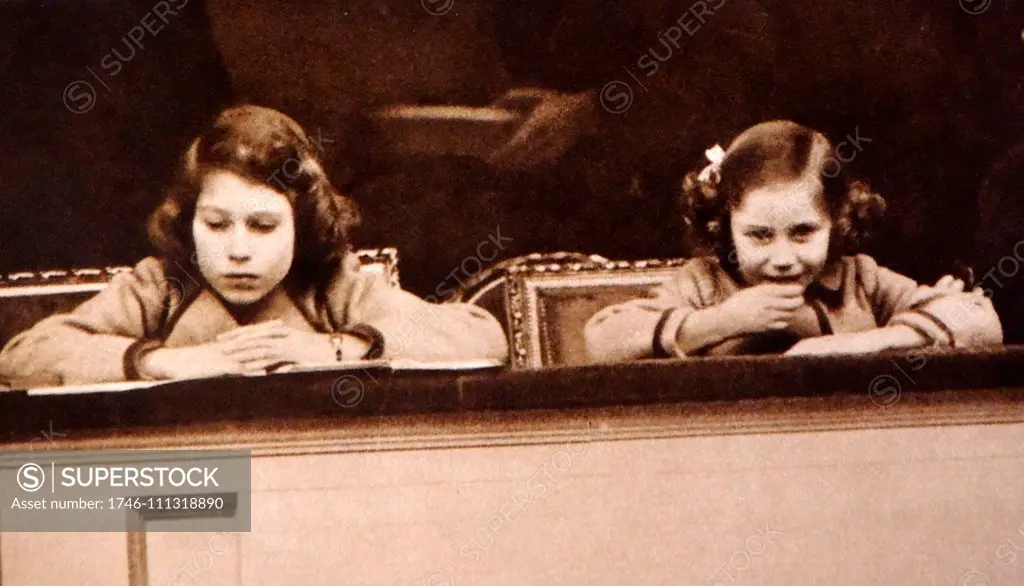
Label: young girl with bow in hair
xmin=585 ymin=120 xmax=1002 ymax=361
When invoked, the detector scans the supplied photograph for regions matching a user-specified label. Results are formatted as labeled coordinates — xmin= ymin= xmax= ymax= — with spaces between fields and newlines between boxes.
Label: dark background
xmin=1 ymin=0 xmax=1023 ymax=307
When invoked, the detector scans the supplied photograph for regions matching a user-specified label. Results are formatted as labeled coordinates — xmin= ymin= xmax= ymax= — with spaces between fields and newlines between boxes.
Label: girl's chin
xmin=215 ymin=288 xmax=269 ymax=306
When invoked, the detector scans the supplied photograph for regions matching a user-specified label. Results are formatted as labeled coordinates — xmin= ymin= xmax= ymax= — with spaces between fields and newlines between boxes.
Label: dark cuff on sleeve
xmin=123 ymin=339 xmax=164 ymax=381
xmin=912 ymin=309 xmax=957 ymax=346
xmin=652 ymin=308 xmax=690 ymax=359
xmin=652 ymin=309 xmax=676 ymax=358
xmin=891 ymin=309 xmax=956 ymax=347
xmin=340 ymin=324 xmax=386 ymax=360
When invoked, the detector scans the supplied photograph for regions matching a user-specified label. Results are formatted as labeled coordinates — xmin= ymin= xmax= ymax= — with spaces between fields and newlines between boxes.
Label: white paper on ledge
xmin=277 ymin=358 xmax=504 ymax=373
xmin=23 ymin=359 xmax=505 ymax=395
xmin=23 ymin=371 xmax=274 ymax=395
xmin=265 ymin=359 xmax=392 ymax=374
xmin=387 ymin=358 xmax=505 ymax=371
xmin=26 ymin=380 xmax=169 ymax=395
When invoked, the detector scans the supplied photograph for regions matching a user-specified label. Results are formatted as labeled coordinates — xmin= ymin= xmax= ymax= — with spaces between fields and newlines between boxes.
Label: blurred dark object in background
xmin=973 ymin=143 xmax=1024 ymax=344
xmin=368 ymin=105 xmax=525 ymax=158
xmin=1 ymin=0 xmax=1024 ymax=305
xmin=0 ymin=0 xmax=234 ymax=273
xmin=767 ymin=0 xmax=1019 ymax=281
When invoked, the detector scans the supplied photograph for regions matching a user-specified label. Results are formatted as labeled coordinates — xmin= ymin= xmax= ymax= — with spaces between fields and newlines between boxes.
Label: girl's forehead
xmin=197 ymin=170 xmax=292 ymax=215
xmin=733 ymin=179 xmax=828 ymax=220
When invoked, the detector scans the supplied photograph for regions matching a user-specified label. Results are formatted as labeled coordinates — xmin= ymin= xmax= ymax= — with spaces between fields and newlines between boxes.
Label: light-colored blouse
xmin=585 ymin=254 xmax=1003 ymax=361
xmin=0 ymin=255 xmax=508 ymax=384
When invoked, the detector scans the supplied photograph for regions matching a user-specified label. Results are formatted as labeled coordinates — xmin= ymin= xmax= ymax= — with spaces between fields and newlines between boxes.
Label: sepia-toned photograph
xmin=0 ymin=0 xmax=1023 ymax=583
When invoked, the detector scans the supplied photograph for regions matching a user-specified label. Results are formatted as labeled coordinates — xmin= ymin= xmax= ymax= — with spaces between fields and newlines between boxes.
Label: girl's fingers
xmin=769 ymin=296 xmax=804 ymax=311
xmin=239 ymin=358 xmax=285 ymax=373
xmin=218 ymin=327 xmax=289 ymax=348
xmin=934 ymin=275 xmax=966 ymax=292
xmin=221 ymin=341 xmax=276 ymax=356
xmin=767 ymin=308 xmax=795 ymax=327
xmin=225 ymin=345 xmax=282 ymax=364
xmin=222 ymin=333 xmax=284 ymax=351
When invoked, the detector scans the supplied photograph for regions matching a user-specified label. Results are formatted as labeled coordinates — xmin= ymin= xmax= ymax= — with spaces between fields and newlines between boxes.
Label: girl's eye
xmin=747 ymin=229 xmax=772 ymax=243
xmin=250 ymin=222 xmax=278 ymax=233
xmin=790 ymin=225 xmax=819 ymax=241
xmin=205 ymin=220 xmax=229 ymax=231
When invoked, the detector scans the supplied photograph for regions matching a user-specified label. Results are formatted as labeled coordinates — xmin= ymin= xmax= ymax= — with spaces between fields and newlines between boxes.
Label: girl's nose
xmin=769 ymin=242 xmax=797 ymax=271
xmin=226 ymin=229 xmax=252 ymax=262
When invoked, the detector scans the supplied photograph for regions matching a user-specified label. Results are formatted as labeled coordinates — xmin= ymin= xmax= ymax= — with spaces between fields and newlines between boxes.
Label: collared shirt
xmin=585 ymin=254 xmax=1003 ymax=360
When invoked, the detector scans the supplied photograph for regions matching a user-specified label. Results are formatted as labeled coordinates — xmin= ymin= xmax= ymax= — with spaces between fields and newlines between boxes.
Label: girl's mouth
xmin=223 ymin=274 xmax=261 ymax=288
xmin=764 ymin=275 xmax=804 ymax=284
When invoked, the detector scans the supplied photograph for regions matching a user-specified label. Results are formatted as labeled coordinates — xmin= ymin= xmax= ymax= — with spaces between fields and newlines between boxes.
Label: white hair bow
xmin=697 ymin=144 xmax=726 ymax=184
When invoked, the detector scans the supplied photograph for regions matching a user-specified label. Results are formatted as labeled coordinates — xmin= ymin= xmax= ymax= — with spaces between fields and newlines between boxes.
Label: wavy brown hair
xmin=682 ymin=120 xmax=885 ymax=273
xmin=148 ymin=105 xmax=360 ymax=292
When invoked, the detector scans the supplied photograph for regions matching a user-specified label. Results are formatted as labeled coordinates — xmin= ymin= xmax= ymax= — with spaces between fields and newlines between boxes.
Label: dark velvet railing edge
xmin=1 ymin=346 xmax=1022 ymax=443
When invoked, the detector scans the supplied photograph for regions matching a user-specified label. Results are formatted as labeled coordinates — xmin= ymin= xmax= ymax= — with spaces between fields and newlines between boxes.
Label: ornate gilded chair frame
xmin=351 ymin=247 xmax=401 ymax=289
xmin=503 ymin=257 xmax=689 ymax=369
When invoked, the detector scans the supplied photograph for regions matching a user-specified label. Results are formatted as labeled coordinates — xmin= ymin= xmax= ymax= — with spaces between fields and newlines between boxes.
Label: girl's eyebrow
xmin=195 ymin=206 xmax=284 ymax=220
xmin=791 ymin=220 xmax=823 ymax=228
xmin=196 ymin=204 xmax=229 ymax=215
xmin=248 ymin=211 xmax=283 ymax=221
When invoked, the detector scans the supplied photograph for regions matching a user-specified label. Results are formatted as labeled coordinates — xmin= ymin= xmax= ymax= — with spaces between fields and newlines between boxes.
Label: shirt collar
xmin=806 ymin=258 xmax=845 ymax=307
